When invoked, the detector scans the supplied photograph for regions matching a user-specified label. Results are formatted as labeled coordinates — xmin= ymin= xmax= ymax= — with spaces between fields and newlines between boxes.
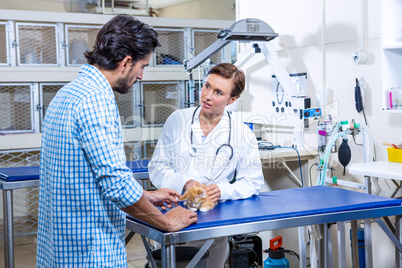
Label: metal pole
xmin=323 ymin=223 xmax=328 ymax=268
xmin=396 ymin=215 xmax=402 ymax=268
xmin=327 ymin=224 xmax=333 ymax=268
xmin=298 ymin=226 xmax=307 ymax=268
xmin=162 ymin=244 xmax=176 ymax=268
xmin=351 ymin=220 xmax=360 ymax=268
xmin=364 ymin=219 xmax=373 ymax=268
xmin=337 ymin=222 xmax=346 ymax=268
xmin=3 ymin=189 xmax=14 ymax=268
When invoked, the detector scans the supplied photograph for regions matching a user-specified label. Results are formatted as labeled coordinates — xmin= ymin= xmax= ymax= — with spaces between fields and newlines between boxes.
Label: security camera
xmin=353 ymin=50 xmax=368 ymax=64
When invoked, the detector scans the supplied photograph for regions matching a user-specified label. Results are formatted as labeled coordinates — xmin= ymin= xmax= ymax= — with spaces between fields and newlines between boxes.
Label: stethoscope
xmin=189 ymin=105 xmax=234 ymax=181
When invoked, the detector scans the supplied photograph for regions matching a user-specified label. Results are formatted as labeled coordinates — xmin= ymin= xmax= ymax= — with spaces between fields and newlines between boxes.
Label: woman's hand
xmin=205 ymin=184 xmax=221 ymax=203
xmin=143 ymin=188 xmax=180 ymax=210
xmin=183 ymin=179 xmax=200 ymax=191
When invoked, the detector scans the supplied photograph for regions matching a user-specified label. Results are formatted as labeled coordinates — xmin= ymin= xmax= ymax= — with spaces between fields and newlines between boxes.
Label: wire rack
xmin=0 ymin=149 xmax=40 ymax=238
xmin=16 ymin=23 xmax=59 ymax=66
xmin=0 ymin=142 xmax=159 ymax=238
xmin=0 ymin=83 xmax=34 ymax=133
xmin=0 ymin=22 xmax=7 ymax=65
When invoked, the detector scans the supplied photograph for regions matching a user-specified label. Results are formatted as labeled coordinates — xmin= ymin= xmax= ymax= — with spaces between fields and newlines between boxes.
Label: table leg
xmin=351 ymin=220 xmax=360 ymax=268
xmin=327 ymin=224 xmax=333 ymax=268
xmin=323 ymin=223 xmax=329 ymax=268
xmin=3 ymin=189 xmax=14 ymax=268
xmin=395 ymin=215 xmax=402 ymax=268
xmin=162 ymin=244 xmax=176 ymax=268
xmin=364 ymin=219 xmax=373 ymax=268
xmin=141 ymin=235 xmax=157 ymax=268
xmin=337 ymin=222 xmax=346 ymax=268
xmin=298 ymin=226 xmax=307 ymax=268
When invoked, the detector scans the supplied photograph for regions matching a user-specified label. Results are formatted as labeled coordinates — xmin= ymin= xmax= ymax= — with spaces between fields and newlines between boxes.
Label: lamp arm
xmin=184 ymin=39 xmax=231 ymax=72
xmin=259 ymin=42 xmax=299 ymax=97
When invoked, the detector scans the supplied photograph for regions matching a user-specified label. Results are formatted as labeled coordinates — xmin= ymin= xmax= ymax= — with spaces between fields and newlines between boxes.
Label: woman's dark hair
xmin=206 ymin=63 xmax=245 ymax=98
xmin=85 ymin=15 xmax=159 ymax=70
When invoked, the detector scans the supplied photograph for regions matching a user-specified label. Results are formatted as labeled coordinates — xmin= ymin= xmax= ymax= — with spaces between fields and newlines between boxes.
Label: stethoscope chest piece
xmin=189 ymin=147 xmax=197 ymax=157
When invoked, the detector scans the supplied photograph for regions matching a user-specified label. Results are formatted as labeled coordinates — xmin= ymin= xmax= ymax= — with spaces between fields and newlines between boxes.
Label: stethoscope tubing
xmin=189 ymin=106 xmax=234 ymax=181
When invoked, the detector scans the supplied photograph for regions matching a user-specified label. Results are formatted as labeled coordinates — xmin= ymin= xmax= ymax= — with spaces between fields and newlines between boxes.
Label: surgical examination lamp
xmin=184 ymin=18 xmax=300 ymax=107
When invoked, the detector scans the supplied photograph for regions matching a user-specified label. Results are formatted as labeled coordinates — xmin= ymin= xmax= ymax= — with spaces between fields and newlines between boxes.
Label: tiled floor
xmin=0 ymin=232 xmax=149 ymax=268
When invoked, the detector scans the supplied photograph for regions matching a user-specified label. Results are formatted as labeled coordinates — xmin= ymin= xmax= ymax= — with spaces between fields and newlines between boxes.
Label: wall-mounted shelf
xmin=382 ymin=0 xmax=402 ymax=113
xmin=383 ymin=43 xmax=402 ymax=50
xmin=382 ymin=109 xmax=402 ymax=113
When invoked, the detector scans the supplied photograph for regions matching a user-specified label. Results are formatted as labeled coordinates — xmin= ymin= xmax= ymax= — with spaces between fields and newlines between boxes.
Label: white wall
xmin=0 ymin=0 xmax=236 ymax=20
xmin=159 ymin=0 xmax=235 ymax=20
xmin=236 ymin=0 xmax=398 ymax=267
xmin=0 ymin=0 xmax=66 ymax=12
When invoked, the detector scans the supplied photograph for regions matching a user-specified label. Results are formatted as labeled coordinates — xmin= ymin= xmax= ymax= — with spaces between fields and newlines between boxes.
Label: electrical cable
xmin=280 ymin=146 xmax=304 ymax=187
xmin=361 ymin=106 xmax=368 ymax=126
xmin=284 ymin=249 xmax=300 ymax=260
xmin=309 ymin=163 xmax=318 ymax=186
xmin=260 ymin=145 xmax=304 ymax=187
xmin=258 ymin=141 xmax=275 ymax=149
xmin=250 ymin=249 xmax=260 ymax=266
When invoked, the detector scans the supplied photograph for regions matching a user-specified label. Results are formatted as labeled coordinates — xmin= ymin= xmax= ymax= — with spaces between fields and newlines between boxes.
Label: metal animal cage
xmin=0 ymin=149 xmax=41 ymax=238
xmin=140 ymin=81 xmax=184 ymax=127
xmin=185 ymin=80 xmax=203 ymax=108
xmin=0 ymin=83 xmax=35 ymax=133
xmin=114 ymin=89 xmax=138 ymax=128
xmin=154 ymin=29 xmax=186 ymax=66
xmin=192 ymin=29 xmax=224 ymax=65
xmin=124 ymin=142 xmax=143 ymax=161
xmin=15 ymin=23 xmax=61 ymax=66
xmin=142 ymin=140 xmax=158 ymax=160
xmin=65 ymin=25 xmax=101 ymax=66
xmin=0 ymin=22 xmax=8 ymax=65
xmin=39 ymin=83 xmax=66 ymax=130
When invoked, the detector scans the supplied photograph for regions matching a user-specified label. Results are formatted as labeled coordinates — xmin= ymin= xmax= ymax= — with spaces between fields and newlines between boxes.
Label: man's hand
xmin=143 ymin=188 xmax=180 ymax=210
xmin=164 ymin=206 xmax=197 ymax=232
xmin=122 ymin=194 xmax=197 ymax=232
xmin=205 ymin=184 xmax=221 ymax=203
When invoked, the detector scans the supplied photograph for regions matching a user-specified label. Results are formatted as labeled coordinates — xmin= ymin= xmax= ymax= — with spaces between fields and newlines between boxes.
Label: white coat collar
xmin=190 ymin=106 xmax=230 ymax=145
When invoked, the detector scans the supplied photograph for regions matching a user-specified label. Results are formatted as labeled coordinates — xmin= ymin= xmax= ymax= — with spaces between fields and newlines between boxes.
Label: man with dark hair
xmin=36 ymin=15 xmax=197 ymax=267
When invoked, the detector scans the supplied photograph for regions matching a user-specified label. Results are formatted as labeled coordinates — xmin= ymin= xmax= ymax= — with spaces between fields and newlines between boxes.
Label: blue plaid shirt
xmin=36 ymin=64 xmax=143 ymax=267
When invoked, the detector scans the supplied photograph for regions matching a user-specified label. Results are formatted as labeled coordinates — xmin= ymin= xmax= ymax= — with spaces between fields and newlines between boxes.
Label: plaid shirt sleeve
xmin=76 ymin=92 xmax=143 ymax=208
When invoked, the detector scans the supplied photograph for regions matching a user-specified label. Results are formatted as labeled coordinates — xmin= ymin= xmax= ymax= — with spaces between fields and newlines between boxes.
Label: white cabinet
xmin=382 ymin=0 xmax=402 ymax=112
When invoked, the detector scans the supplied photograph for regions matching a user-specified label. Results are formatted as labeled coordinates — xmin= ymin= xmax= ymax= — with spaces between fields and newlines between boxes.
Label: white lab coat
xmin=149 ymin=106 xmax=264 ymax=201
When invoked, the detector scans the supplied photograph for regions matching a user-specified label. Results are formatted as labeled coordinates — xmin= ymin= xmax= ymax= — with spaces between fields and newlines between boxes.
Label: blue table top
xmin=127 ymin=186 xmax=402 ymax=232
xmin=0 ymin=166 xmax=39 ymax=182
xmin=0 ymin=160 xmax=150 ymax=182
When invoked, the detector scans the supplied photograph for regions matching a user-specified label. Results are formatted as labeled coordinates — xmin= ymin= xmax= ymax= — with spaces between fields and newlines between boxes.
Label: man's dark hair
xmin=85 ymin=14 xmax=159 ymax=70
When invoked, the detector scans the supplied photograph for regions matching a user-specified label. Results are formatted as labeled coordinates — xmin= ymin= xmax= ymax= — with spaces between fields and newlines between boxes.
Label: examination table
xmin=126 ymin=186 xmax=402 ymax=268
